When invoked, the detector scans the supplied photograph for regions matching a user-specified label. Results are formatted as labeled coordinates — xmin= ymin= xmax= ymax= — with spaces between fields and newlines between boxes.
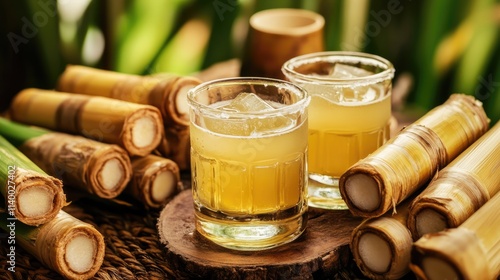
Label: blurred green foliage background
xmin=1 ymin=0 xmax=499 ymax=123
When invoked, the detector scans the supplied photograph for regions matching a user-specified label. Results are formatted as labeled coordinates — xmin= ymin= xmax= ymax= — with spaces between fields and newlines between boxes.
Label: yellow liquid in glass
xmin=308 ymin=92 xmax=391 ymax=178
xmin=191 ymin=119 xmax=308 ymax=215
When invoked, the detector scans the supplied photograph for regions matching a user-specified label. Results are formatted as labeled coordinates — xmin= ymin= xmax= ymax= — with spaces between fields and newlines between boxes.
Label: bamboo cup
xmin=9 ymin=88 xmax=163 ymax=156
xmin=240 ymin=8 xmax=325 ymax=79
xmin=339 ymin=94 xmax=489 ymax=218
xmin=407 ymin=120 xmax=500 ymax=240
xmin=410 ymin=191 xmax=500 ymax=280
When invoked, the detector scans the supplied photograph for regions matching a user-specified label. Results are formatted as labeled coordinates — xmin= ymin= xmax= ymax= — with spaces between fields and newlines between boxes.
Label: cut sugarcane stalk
xmin=0 ymin=210 xmax=105 ymax=279
xmin=339 ymin=94 xmax=489 ymax=217
xmin=55 ymin=65 xmax=197 ymax=169
xmin=410 ymin=191 xmax=500 ymax=280
xmin=351 ymin=197 xmax=415 ymax=279
xmin=52 ymin=140 xmax=130 ymax=198
xmin=0 ymin=135 xmax=65 ymax=226
xmin=9 ymin=88 xmax=163 ymax=156
xmin=0 ymin=118 xmax=133 ymax=199
xmin=408 ymin=120 xmax=500 ymax=239
xmin=56 ymin=64 xmax=200 ymax=128
xmin=126 ymin=154 xmax=183 ymax=208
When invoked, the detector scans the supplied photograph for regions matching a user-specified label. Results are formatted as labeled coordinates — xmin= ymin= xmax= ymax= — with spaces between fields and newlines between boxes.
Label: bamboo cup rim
xmin=250 ymin=8 xmax=325 ymax=36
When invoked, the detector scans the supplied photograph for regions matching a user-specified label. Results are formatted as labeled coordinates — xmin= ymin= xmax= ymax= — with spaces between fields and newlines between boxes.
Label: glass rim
xmin=281 ymin=51 xmax=395 ymax=85
xmin=187 ymin=77 xmax=310 ymax=118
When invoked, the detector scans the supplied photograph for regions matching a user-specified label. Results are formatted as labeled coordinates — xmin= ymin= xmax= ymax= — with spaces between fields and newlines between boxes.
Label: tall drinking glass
xmin=282 ymin=51 xmax=395 ymax=210
xmin=188 ymin=77 xmax=310 ymax=250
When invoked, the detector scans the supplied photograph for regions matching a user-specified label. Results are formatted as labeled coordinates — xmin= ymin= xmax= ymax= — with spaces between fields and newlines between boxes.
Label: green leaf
xmin=0 ymin=118 xmax=49 ymax=147
xmin=114 ymin=0 xmax=190 ymax=74
xmin=412 ymin=0 xmax=456 ymax=110
xmin=453 ymin=1 xmax=499 ymax=95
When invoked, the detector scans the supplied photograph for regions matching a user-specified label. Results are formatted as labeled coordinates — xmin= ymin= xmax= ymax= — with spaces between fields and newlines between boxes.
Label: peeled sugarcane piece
xmin=0 ymin=210 xmax=105 ymax=279
xmin=56 ymin=64 xmax=201 ymax=128
xmin=339 ymin=94 xmax=489 ymax=218
xmin=0 ymin=118 xmax=133 ymax=199
xmin=9 ymin=88 xmax=163 ymax=156
xmin=410 ymin=191 xmax=500 ymax=280
xmin=126 ymin=154 xmax=183 ymax=208
xmin=0 ymin=135 xmax=65 ymax=226
xmin=408 ymin=120 xmax=500 ymax=240
xmin=350 ymin=197 xmax=414 ymax=279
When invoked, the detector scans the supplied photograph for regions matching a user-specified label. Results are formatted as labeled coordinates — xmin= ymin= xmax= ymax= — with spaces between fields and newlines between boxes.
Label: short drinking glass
xmin=282 ymin=51 xmax=395 ymax=210
xmin=188 ymin=77 xmax=310 ymax=250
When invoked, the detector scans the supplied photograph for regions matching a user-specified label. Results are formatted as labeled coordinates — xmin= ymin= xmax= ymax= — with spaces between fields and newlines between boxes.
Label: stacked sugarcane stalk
xmin=350 ymin=196 xmax=415 ymax=279
xmin=410 ymin=191 xmax=500 ymax=280
xmin=0 ymin=133 xmax=105 ymax=279
xmin=0 ymin=134 xmax=66 ymax=226
xmin=56 ymin=64 xmax=200 ymax=170
xmin=407 ymin=120 xmax=500 ymax=240
xmin=10 ymin=88 xmax=164 ymax=157
xmin=3 ymin=65 xmax=190 ymax=207
xmin=0 ymin=117 xmax=133 ymax=199
xmin=340 ymin=94 xmax=500 ymax=279
xmin=339 ymin=94 xmax=490 ymax=217
xmin=0 ymin=65 xmax=193 ymax=278
xmin=408 ymin=120 xmax=500 ymax=280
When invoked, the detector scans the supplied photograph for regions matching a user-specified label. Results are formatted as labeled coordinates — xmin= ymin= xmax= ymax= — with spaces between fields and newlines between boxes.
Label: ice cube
xmin=249 ymin=115 xmax=295 ymax=136
xmin=203 ymin=114 xmax=294 ymax=137
xmin=359 ymin=86 xmax=379 ymax=102
xmin=202 ymin=115 xmax=251 ymax=136
xmin=329 ymin=63 xmax=374 ymax=79
xmin=338 ymin=88 xmax=357 ymax=102
xmin=222 ymin=92 xmax=274 ymax=112
xmin=313 ymin=84 xmax=384 ymax=104
xmin=340 ymin=85 xmax=383 ymax=103
xmin=202 ymin=95 xmax=295 ymax=136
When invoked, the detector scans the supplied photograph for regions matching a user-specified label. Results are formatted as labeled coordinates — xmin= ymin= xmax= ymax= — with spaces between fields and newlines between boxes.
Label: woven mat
xmin=0 ymin=187 xmax=421 ymax=279
xmin=0 ymin=198 xmax=176 ymax=280
xmin=0 ymin=197 xmax=364 ymax=279
xmin=0 ymin=171 xmax=410 ymax=280
xmin=0 ymin=170 xmax=358 ymax=280
xmin=0 ymin=173 xmax=197 ymax=280
xmin=0 ymin=203 xmax=366 ymax=280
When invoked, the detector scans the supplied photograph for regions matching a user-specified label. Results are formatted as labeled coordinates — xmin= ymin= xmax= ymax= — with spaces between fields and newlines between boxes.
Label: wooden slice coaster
xmin=157 ymin=190 xmax=364 ymax=279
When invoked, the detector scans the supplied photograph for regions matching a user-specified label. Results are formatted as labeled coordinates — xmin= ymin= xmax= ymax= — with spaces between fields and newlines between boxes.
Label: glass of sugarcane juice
xmin=188 ymin=77 xmax=310 ymax=251
xmin=282 ymin=51 xmax=394 ymax=210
